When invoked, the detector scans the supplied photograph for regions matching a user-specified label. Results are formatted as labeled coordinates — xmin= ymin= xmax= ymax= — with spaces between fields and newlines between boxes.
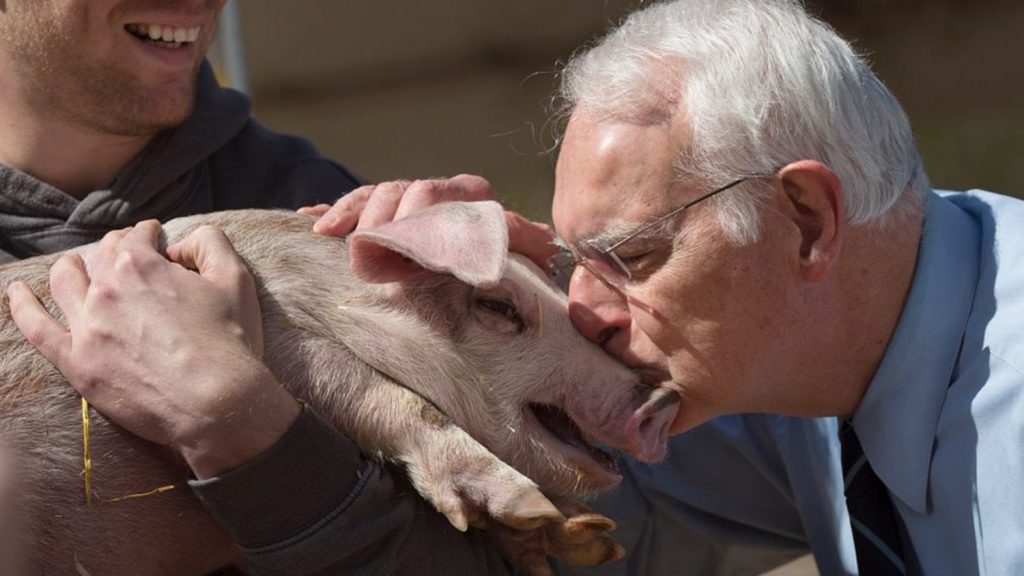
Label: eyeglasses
xmin=548 ymin=175 xmax=766 ymax=289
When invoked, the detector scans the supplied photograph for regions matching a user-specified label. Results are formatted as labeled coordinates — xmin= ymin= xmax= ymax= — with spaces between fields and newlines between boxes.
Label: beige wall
xmin=236 ymin=1 xmax=1024 ymax=221
xmin=819 ymin=1 xmax=1024 ymax=198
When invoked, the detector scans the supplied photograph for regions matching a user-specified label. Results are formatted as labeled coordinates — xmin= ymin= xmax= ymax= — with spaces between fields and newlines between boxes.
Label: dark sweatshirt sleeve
xmin=189 ymin=407 xmax=514 ymax=576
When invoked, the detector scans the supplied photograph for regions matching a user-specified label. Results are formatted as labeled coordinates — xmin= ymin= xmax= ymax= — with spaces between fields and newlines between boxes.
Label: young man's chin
xmin=116 ymin=90 xmax=198 ymax=136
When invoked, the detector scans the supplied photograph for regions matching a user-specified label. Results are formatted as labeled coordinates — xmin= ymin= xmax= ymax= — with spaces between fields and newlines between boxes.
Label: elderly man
xmin=12 ymin=0 xmax=1023 ymax=575
xmin=313 ymin=1 xmax=1024 ymax=574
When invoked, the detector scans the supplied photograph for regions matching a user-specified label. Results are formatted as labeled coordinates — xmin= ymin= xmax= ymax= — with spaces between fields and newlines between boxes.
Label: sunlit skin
xmin=552 ymin=110 xmax=922 ymax=434
xmin=0 ymin=0 xmax=226 ymax=197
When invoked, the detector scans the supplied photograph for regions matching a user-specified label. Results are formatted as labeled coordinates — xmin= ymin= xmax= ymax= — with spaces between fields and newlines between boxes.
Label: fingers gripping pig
xmin=0 ymin=202 xmax=680 ymax=575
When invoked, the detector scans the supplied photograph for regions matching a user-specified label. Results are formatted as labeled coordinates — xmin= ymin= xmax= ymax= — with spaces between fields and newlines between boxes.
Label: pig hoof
xmin=487 ymin=508 xmax=625 ymax=573
xmin=553 ymin=514 xmax=624 ymax=566
xmin=556 ymin=513 xmax=617 ymax=544
xmin=504 ymin=488 xmax=565 ymax=530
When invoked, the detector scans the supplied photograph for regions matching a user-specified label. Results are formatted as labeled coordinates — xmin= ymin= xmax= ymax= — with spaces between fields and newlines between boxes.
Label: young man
xmin=2 ymin=1 xmax=512 ymax=573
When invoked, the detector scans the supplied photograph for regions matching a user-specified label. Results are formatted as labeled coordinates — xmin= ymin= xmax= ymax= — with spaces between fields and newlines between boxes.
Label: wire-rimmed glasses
xmin=548 ymin=175 xmax=768 ymax=289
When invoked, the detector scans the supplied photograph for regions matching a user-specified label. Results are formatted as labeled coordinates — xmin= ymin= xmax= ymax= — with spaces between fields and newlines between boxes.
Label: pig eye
xmin=476 ymin=298 xmax=525 ymax=333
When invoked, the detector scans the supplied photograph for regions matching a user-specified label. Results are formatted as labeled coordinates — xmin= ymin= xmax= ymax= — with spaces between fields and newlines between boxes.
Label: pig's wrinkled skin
xmin=0 ymin=202 xmax=679 ymax=575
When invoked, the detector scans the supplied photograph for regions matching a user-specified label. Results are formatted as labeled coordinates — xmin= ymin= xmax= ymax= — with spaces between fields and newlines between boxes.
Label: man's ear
xmin=777 ymin=160 xmax=845 ymax=283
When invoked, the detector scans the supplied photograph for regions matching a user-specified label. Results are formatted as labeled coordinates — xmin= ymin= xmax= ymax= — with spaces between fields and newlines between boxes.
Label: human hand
xmin=299 ymin=174 xmax=560 ymax=269
xmin=6 ymin=220 xmax=300 ymax=479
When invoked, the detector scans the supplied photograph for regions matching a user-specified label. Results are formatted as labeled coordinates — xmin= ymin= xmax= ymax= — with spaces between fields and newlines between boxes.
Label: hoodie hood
xmin=0 ymin=61 xmax=251 ymax=260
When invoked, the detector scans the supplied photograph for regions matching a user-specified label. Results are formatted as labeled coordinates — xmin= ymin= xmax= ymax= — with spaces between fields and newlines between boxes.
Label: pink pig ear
xmin=348 ymin=201 xmax=509 ymax=288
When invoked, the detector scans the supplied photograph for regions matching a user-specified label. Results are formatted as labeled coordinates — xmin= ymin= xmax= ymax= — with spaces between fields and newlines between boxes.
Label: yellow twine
xmin=81 ymin=397 xmax=93 ymax=508
xmin=105 ymin=484 xmax=178 ymax=503
xmin=80 ymin=396 xmax=179 ymax=508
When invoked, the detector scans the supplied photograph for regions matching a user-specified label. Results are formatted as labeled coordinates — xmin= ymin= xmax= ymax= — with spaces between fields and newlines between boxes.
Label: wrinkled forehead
xmin=552 ymin=113 xmax=682 ymax=247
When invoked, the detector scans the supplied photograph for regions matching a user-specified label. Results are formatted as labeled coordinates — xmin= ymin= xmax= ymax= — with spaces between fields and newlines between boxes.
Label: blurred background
xmin=210 ymin=0 xmax=1024 ymax=222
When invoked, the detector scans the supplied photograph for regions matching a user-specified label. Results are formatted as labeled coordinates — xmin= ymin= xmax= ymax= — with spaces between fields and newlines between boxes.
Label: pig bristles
xmin=80 ymin=397 xmax=179 ymax=508
xmin=535 ymin=293 xmax=544 ymax=338
xmin=74 ymin=553 xmax=92 ymax=576
xmin=81 ymin=397 xmax=93 ymax=508
xmin=526 ymin=434 xmax=589 ymax=497
xmin=573 ymin=469 xmax=586 ymax=495
xmin=42 ymin=400 xmax=49 ymax=454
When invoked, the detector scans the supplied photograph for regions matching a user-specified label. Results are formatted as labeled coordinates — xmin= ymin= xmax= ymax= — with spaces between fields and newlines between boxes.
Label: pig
xmin=0 ymin=201 xmax=680 ymax=575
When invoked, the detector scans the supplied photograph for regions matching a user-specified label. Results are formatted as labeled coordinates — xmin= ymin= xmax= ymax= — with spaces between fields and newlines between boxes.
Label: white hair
xmin=556 ymin=0 xmax=928 ymax=243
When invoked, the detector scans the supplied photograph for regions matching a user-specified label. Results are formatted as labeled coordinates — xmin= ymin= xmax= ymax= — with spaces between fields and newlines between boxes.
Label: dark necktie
xmin=840 ymin=420 xmax=908 ymax=575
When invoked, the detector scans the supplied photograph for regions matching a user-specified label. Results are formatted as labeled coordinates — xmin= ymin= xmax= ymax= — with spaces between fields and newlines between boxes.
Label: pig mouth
xmin=527 ymin=403 xmax=620 ymax=479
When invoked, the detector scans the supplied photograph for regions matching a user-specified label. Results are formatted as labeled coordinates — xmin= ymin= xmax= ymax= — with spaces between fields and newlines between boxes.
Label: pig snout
xmin=559 ymin=382 xmax=679 ymax=473
xmin=625 ymin=387 xmax=680 ymax=462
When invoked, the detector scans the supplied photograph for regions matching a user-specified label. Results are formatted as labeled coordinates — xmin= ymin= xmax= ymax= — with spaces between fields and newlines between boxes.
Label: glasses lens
xmin=546 ymin=248 xmax=578 ymax=288
xmin=547 ymin=249 xmax=576 ymax=276
xmin=577 ymin=243 xmax=628 ymax=288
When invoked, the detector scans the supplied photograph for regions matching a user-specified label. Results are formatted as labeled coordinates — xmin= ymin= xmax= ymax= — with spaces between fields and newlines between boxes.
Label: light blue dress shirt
xmin=562 ymin=190 xmax=1024 ymax=576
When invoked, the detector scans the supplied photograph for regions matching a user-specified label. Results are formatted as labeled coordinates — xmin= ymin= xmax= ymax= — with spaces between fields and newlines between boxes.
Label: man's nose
xmin=567 ymin=267 xmax=631 ymax=346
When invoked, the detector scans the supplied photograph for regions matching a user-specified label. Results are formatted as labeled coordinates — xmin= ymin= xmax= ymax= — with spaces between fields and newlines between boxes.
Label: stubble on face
xmin=3 ymin=0 xmax=216 ymax=137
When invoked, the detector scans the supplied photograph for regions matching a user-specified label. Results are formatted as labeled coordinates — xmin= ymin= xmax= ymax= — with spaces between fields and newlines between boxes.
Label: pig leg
xmin=399 ymin=399 xmax=563 ymax=532
xmin=330 ymin=369 xmax=563 ymax=532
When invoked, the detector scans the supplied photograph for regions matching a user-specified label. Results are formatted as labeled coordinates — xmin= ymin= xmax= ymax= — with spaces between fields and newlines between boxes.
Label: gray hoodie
xmin=0 ymin=63 xmax=357 ymax=261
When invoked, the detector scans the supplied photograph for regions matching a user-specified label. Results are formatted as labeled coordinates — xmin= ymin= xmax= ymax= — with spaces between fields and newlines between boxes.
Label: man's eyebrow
xmin=569 ymin=218 xmax=678 ymax=251
xmin=558 ymin=224 xmax=633 ymax=251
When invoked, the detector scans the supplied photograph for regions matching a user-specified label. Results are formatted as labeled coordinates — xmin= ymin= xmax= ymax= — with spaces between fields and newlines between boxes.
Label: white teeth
xmin=129 ymin=23 xmax=202 ymax=44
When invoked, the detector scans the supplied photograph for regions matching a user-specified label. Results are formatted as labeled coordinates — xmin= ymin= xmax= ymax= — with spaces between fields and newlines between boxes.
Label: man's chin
xmin=666 ymin=393 xmax=721 ymax=436
xmin=109 ymin=100 xmax=196 ymax=137
xmin=138 ymin=110 xmax=193 ymax=135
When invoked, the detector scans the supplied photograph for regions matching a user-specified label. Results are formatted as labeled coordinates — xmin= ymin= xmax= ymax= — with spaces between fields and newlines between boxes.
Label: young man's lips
xmin=123 ymin=26 xmax=199 ymax=70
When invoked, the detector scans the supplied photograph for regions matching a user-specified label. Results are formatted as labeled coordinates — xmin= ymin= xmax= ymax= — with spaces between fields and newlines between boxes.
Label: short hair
xmin=556 ymin=0 xmax=928 ymax=243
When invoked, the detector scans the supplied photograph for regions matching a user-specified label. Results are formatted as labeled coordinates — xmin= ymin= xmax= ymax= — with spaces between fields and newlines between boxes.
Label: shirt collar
xmin=852 ymin=191 xmax=981 ymax=514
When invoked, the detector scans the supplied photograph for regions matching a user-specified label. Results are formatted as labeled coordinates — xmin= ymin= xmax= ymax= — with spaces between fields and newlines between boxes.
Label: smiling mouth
xmin=125 ymin=23 xmax=200 ymax=49
xmin=527 ymin=403 xmax=619 ymax=475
